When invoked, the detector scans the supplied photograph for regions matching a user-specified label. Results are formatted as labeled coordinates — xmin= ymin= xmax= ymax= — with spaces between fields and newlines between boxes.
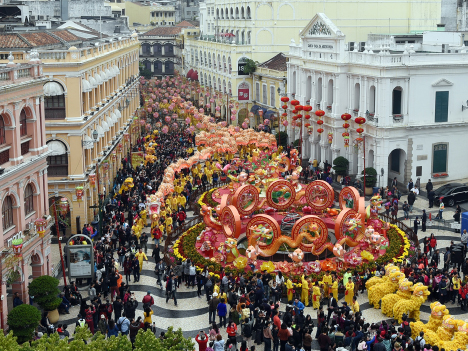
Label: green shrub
xmin=7 ymin=304 xmax=41 ymax=344
xmin=332 ymin=156 xmax=349 ymax=176
xmin=361 ymin=167 xmax=377 ymax=187
xmin=28 ymin=276 xmax=62 ymax=311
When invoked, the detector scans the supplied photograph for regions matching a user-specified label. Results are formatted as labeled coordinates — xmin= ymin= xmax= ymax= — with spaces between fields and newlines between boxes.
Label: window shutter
xmin=262 ymin=84 xmax=267 ymax=104
xmin=435 ymin=91 xmax=449 ymax=123
xmin=433 ymin=144 xmax=447 ymax=173
xmin=270 ymin=86 xmax=275 ymax=107
xmin=255 ymin=82 xmax=260 ymax=101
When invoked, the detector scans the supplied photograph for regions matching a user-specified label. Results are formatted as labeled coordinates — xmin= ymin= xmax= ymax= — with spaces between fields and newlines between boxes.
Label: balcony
xmin=0 ymin=148 xmax=9 ymax=165
xmin=392 ymin=114 xmax=404 ymax=123
xmin=45 ymin=108 xmax=66 ymax=120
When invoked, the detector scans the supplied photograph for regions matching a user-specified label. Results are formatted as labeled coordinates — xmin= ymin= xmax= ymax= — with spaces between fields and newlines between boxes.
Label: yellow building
xmin=106 ymin=0 xmax=176 ymax=28
xmin=0 ymin=29 xmax=140 ymax=233
xmin=184 ymin=0 xmax=441 ymax=123
xmin=251 ymin=53 xmax=287 ymax=131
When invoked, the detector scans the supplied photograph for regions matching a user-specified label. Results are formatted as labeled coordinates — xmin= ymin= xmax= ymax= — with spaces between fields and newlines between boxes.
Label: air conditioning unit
xmin=348 ymin=42 xmax=355 ymax=51
xmin=359 ymin=42 xmax=366 ymax=52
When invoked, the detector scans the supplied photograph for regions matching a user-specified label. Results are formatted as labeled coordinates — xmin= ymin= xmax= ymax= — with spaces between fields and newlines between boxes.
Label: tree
xmin=361 ymin=167 xmax=378 ymax=187
xmin=139 ymin=67 xmax=152 ymax=80
xmin=243 ymin=58 xmax=258 ymax=75
xmin=134 ymin=327 xmax=195 ymax=351
xmin=28 ymin=276 xmax=62 ymax=311
xmin=332 ymin=156 xmax=349 ymax=176
xmin=275 ymin=131 xmax=288 ymax=147
xmin=7 ymin=305 xmax=41 ymax=344
xmin=0 ymin=330 xmax=22 ymax=351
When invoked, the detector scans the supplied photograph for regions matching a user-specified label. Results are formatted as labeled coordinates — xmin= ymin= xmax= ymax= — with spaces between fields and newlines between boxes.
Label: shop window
xmin=2 ymin=195 xmax=13 ymax=230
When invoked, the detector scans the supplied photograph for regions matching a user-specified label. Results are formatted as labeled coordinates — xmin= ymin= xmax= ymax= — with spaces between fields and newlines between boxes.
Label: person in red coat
xmin=85 ymin=305 xmax=96 ymax=334
xmin=196 ymin=331 xmax=209 ymax=351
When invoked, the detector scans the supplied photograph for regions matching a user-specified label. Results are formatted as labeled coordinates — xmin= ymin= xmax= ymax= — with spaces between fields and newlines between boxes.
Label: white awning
xmin=47 ymin=140 xmax=67 ymax=155
xmin=100 ymin=71 xmax=108 ymax=82
xmin=83 ymin=135 xmax=94 ymax=150
xmin=89 ymin=76 xmax=97 ymax=88
xmin=105 ymin=68 xmax=112 ymax=79
xmin=94 ymin=73 xmax=103 ymax=85
xmin=113 ymin=65 xmax=120 ymax=76
xmin=43 ymin=81 xmax=64 ymax=97
xmin=96 ymin=125 xmax=104 ymax=138
xmin=106 ymin=115 xmax=114 ymax=127
xmin=82 ymin=79 xmax=92 ymax=93
xmin=111 ymin=112 xmax=118 ymax=124
xmin=101 ymin=120 xmax=109 ymax=132
xmin=115 ymin=109 xmax=121 ymax=119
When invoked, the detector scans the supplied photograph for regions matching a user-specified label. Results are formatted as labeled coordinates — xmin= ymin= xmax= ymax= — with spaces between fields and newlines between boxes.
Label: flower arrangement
xmin=197 ymin=188 xmax=218 ymax=208
xmin=171 ymin=221 xmax=412 ymax=284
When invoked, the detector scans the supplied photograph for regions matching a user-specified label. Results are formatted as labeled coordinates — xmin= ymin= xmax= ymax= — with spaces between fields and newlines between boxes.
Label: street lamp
xmin=82 ymin=129 xmax=99 ymax=147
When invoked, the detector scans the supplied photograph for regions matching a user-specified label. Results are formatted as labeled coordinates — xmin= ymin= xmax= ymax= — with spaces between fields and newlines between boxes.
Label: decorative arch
xmin=46 ymin=78 xmax=67 ymax=95
xmin=24 ymin=177 xmax=40 ymax=195
xmin=0 ymin=109 xmax=15 ymax=127
xmin=30 ymin=251 xmax=44 ymax=265
xmin=2 ymin=189 xmax=20 ymax=207
xmin=277 ymin=3 xmax=295 ymax=19
xmin=256 ymin=28 xmax=274 ymax=45
xmin=255 ymin=2 xmax=273 ymax=20
xmin=46 ymin=137 xmax=71 ymax=152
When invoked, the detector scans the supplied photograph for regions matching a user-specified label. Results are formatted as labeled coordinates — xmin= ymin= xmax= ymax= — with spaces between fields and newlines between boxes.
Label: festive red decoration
xmin=342 ymin=132 xmax=349 ymax=137
xmin=341 ymin=113 xmax=352 ymax=121
xmin=296 ymin=105 xmax=303 ymax=111
xmin=355 ymin=117 xmax=366 ymax=125
xmin=342 ymin=123 xmax=350 ymax=129
xmin=305 ymin=123 xmax=311 ymax=127
xmin=35 ymin=218 xmax=47 ymax=238
xmin=317 ymin=128 xmax=324 ymax=134
xmin=281 ymin=113 xmax=288 ymax=117
xmin=304 ymin=114 xmax=311 ymax=120
xmin=356 ymin=127 xmax=364 ymax=134
xmin=315 ymin=110 xmax=325 ymax=117
xmin=317 ymin=120 xmax=324 ymax=125
xmin=292 ymin=109 xmax=298 ymax=114
xmin=281 ymin=97 xmax=290 ymax=103
xmin=303 ymin=105 xmax=313 ymax=112
xmin=282 ymin=104 xmax=288 ymax=109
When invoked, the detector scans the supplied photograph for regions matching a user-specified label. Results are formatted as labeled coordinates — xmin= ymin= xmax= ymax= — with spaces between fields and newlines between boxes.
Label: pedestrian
xmin=422 ymin=209 xmax=427 ymax=232
xmin=408 ymin=191 xmax=416 ymax=213
xmin=429 ymin=233 xmax=437 ymax=254
xmin=166 ymin=274 xmax=178 ymax=306
xmin=135 ymin=248 xmax=148 ymax=273
xmin=131 ymin=255 xmax=140 ymax=282
xmin=435 ymin=201 xmax=444 ymax=220
xmin=402 ymin=201 xmax=409 ymax=220
xmin=209 ymin=292 xmax=220 ymax=324
xmin=414 ymin=216 xmax=420 ymax=236
xmin=196 ymin=331 xmax=209 ymax=351
xmin=217 ymin=298 xmax=227 ymax=328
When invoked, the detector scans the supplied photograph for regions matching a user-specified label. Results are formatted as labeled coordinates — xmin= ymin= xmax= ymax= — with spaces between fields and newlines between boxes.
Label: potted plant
xmin=361 ymin=167 xmax=377 ymax=195
xmin=7 ymin=304 xmax=41 ymax=344
xmin=28 ymin=276 xmax=62 ymax=324
xmin=332 ymin=156 xmax=349 ymax=183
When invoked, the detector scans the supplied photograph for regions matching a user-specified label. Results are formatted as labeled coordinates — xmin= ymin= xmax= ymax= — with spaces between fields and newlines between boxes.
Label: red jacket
xmin=142 ymin=294 xmax=154 ymax=305
xmin=430 ymin=238 xmax=437 ymax=248
xmin=85 ymin=306 xmax=96 ymax=322
xmin=196 ymin=334 xmax=208 ymax=351
xmin=459 ymin=286 xmax=468 ymax=299
xmin=226 ymin=324 xmax=237 ymax=337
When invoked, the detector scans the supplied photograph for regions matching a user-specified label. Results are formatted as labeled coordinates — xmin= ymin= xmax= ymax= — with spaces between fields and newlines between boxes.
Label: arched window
xmin=354 ymin=83 xmax=360 ymax=111
xmin=44 ymin=82 xmax=65 ymax=120
xmin=246 ymin=6 xmax=251 ymax=19
xmin=2 ymin=195 xmax=13 ymax=230
xmin=216 ymin=8 xmax=219 ymax=19
xmin=204 ymin=52 xmax=207 ymax=66
xmin=46 ymin=140 xmax=68 ymax=176
xmin=20 ymin=109 xmax=27 ymax=137
xmin=247 ymin=31 xmax=251 ymax=44
xmin=200 ymin=51 xmax=203 ymax=65
xmin=0 ymin=115 xmax=5 ymax=145
xmin=392 ymin=86 xmax=403 ymax=115
xmin=241 ymin=7 xmax=245 ymax=19
xmin=223 ymin=80 xmax=226 ymax=93
xmin=24 ymin=184 xmax=34 ymax=216
xmin=230 ymin=7 xmax=233 ymax=19
xmin=228 ymin=57 xmax=231 ymax=74
xmin=221 ymin=9 xmax=224 ymax=19
xmin=228 ymin=81 xmax=232 ymax=95
xmin=218 ymin=78 xmax=221 ymax=91
xmin=225 ymin=8 xmax=228 ymax=18
xmin=235 ymin=7 xmax=239 ymax=19
xmin=223 ymin=55 xmax=226 ymax=72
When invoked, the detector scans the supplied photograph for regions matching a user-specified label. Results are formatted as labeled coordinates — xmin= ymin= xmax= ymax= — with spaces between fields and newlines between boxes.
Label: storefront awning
xmin=82 ymin=79 xmax=92 ymax=93
xmin=250 ymin=105 xmax=260 ymax=114
xmin=264 ymin=110 xmax=276 ymax=119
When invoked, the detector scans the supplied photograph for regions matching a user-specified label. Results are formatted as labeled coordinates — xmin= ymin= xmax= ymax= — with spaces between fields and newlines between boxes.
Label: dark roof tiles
xmin=258 ymin=53 xmax=287 ymax=72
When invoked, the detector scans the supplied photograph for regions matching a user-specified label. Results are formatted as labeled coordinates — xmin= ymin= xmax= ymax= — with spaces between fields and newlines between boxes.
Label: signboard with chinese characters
xmin=238 ymin=82 xmax=250 ymax=101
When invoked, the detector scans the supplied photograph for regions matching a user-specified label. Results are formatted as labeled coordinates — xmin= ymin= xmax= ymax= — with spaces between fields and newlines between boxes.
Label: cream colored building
xmin=0 ymin=29 xmax=140 ymax=234
xmin=184 ymin=0 xmax=441 ymax=122
xmin=106 ymin=1 xmax=176 ymax=29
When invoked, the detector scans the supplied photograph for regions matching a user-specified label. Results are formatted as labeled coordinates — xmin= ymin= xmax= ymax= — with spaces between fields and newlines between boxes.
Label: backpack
xmin=403 ymin=322 xmax=412 ymax=337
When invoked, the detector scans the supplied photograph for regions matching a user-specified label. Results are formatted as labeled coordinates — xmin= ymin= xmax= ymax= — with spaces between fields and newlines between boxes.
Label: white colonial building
xmin=287 ymin=13 xmax=468 ymax=188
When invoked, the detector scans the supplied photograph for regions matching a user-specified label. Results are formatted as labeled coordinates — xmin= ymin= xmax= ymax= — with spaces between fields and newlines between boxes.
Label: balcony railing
xmin=21 ymin=141 xmax=30 ymax=155
xmin=0 ymin=149 xmax=9 ymax=165
xmin=45 ymin=108 xmax=66 ymax=120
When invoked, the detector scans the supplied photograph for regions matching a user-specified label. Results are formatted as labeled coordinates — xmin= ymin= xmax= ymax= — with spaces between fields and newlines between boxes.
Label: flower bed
xmin=171 ymin=221 xmax=411 ymax=284
xmin=197 ymin=188 xmax=218 ymax=208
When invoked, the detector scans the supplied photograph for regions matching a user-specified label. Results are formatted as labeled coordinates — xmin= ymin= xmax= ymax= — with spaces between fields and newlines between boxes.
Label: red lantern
xmin=89 ymin=174 xmax=96 ymax=187
xmin=304 ymin=105 xmax=312 ymax=112
xmin=342 ymin=123 xmax=350 ymax=129
xmin=328 ymin=132 xmax=333 ymax=144
xmin=292 ymin=109 xmax=298 ymax=114
xmin=12 ymin=239 xmax=23 ymax=256
xmin=59 ymin=198 xmax=69 ymax=215
xmin=112 ymin=150 xmax=117 ymax=162
xmin=356 ymin=127 xmax=364 ymax=134
xmin=317 ymin=120 xmax=324 ymax=125
xmin=355 ymin=117 xmax=366 ymax=125
xmin=35 ymin=218 xmax=47 ymax=238
xmin=304 ymin=114 xmax=311 ymax=120
xmin=341 ymin=113 xmax=352 ymax=121
xmin=258 ymin=110 xmax=264 ymax=117
xmin=317 ymin=128 xmax=324 ymax=134
xmin=296 ymin=105 xmax=303 ymax=111
xmin=282 ymin=104 xmax=288 ymax=109
xmin=117 ymin=143 xmax=123 ymax=153
xmin=342 ymin=132 xmax=350 ymax=137
xmin=281 ymin=113 xmax=288 ymax=117
xmin=315 ymin=110 xmax=325 ymax=117
xmin=290 ymin=99 xmax=300 ymax=106
xmin=281 ymin=97 xmax=290 ymax=103
xmin=305 ymin=123 xmax=311 ymax=127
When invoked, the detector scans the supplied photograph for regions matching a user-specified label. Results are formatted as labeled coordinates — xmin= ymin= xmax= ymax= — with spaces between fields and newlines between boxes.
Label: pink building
xmin=0 ymin=54 xmax=51 ymax=330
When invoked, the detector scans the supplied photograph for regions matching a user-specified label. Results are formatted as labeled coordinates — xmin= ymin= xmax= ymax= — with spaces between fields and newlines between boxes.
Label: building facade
xmin=251 ymin=53 xmax=287 ymax=131
xmin=139 ymin=21 xmax=196 ymax=77
xmin=107 ymin=1 xmax=176 ymax=28
xmin=0 ymin=59 xmax=51 ymax=330
xmin=184 ymin=0 xmax=441 ymax=126
xmin=287 ymin=13 xmax=468 ymax=188
xmin=0 ymin=29 xmax=140 ymax=234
